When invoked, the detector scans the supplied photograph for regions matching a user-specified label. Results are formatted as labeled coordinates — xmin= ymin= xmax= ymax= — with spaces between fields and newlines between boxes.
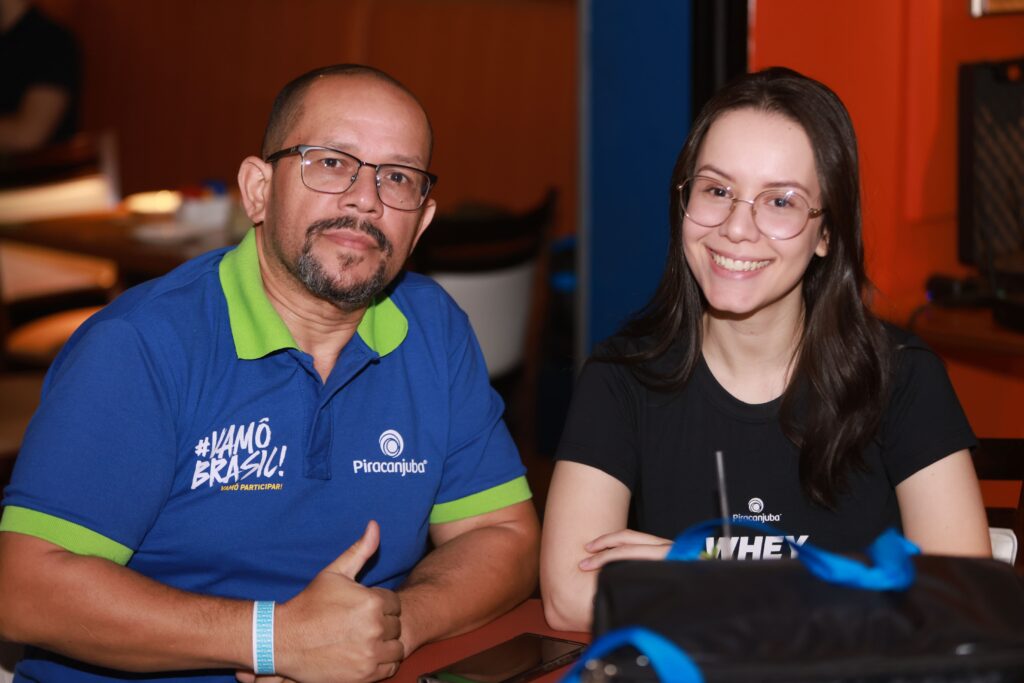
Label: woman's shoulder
xmin=585 ymin=333 xmax=696 ymax=397
xmin=880 ymin=320 xmax=928 ymax=350
xmin=879 ymin=321 xmax=941 ymax=364
xmin=589 ymin=332 xmax=692 ymax=378
xmin=877 ymin=321 xmax=956 ymax=398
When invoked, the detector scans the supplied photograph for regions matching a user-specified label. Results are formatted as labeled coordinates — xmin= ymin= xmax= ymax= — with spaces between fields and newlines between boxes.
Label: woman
xmin=540 ymin=67 xmax=992 ymax=632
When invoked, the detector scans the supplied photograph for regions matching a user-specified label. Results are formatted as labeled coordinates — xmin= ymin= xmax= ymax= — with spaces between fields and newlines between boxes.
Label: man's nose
xmin=339 ymin=164 xmax=383 ymax=213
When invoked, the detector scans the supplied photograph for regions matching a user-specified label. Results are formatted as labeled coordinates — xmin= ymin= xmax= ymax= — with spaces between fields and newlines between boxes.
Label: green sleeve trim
xmin=429 ymin=476 xmax=532 ymax=525
xmin=0 ymin=506 xmax=134 ymax=565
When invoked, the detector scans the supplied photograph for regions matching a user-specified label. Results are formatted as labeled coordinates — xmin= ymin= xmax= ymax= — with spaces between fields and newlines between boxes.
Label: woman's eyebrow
xmin=695 ymin=164 xmax=813 ymax=196
xmin=694 ymin=164 xmax=735 ymax=182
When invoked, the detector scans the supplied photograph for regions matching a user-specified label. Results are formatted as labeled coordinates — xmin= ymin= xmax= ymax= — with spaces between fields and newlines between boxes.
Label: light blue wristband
xmin=252 ymin=600 xmax=275 ymax=675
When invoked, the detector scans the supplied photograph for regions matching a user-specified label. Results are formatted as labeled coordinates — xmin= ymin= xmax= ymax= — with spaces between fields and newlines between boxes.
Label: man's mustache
xmin=306 ymin=216 xmax=393 ymax=256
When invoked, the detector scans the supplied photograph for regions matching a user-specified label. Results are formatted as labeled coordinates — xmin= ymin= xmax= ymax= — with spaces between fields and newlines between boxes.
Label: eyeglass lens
xmin=301 ymin=147 xmax=431 ymax=210
xmin=681 ymin=176 xmax=814 ymax=240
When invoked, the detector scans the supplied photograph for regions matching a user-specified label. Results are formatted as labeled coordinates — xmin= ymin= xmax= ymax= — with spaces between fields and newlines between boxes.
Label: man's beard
xmin=292 ymin=216 xmax=395 ymax=310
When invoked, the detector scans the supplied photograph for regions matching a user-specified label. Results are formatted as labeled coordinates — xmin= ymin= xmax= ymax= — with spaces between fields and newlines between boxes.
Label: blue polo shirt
xmin=0 ymin=229 xmax=530 ymax=682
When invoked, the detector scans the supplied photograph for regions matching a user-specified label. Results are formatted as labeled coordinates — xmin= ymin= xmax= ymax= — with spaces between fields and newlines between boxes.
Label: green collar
xmin=219 ymin=229 xmax=408 ymax=359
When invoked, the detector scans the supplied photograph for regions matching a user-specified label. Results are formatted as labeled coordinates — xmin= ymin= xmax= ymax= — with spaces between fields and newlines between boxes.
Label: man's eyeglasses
xmin=265 ymin=145 xmax=438 ymax=211
xmin=678 ymin=176 xmax=824 ymax=241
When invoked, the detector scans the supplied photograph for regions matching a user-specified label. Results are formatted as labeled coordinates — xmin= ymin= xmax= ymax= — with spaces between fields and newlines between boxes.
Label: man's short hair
xmin=260 ymin=64 xmax=433 ymax=163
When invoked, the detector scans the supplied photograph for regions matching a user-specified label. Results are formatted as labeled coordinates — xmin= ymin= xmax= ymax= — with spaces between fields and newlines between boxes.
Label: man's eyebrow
xmin=387 ymin=154 xmax=427 ymax=168
xmin=322 ymin=141 xmax=426 ymax=169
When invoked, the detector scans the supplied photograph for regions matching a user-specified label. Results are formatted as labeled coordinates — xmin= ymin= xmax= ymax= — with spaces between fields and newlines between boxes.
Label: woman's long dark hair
xmin=603 ymin=67 xmax=891 ymax=509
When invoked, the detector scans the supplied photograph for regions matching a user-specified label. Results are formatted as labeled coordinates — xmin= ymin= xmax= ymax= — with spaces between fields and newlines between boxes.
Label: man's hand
xmin=396 ymin=501 xmax=539 ymax=654
xmin=267 ymin=521 xmax=404 ymax=683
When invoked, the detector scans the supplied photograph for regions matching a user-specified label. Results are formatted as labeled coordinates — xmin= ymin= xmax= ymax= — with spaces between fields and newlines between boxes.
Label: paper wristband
xmin=252 ymin=600 xmax=276 ymax=675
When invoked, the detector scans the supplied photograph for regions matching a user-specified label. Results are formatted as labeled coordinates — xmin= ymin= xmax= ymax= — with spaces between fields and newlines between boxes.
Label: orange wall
xmin=37 ymin=0 xmax=578 ymax=235
xmin=750 ymin=0 xmax=1024 ymax=442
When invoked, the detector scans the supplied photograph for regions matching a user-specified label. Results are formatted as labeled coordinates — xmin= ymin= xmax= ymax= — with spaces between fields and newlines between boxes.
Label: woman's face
xmin=682 ymin=108 xmax=828 ymax=324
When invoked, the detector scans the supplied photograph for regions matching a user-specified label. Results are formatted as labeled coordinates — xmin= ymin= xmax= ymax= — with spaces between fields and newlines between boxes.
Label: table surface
xmin=396 ymin=599 xmax=589 ymax=683
xmin=0 ymin=211 xmax=234 ymax=284
xmin=909 ymin=304 xmax=1024 ymax=357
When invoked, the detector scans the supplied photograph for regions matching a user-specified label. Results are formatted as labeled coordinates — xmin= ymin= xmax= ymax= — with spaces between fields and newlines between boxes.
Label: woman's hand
xmin=578 ymin=529 xmax=673 ymax=571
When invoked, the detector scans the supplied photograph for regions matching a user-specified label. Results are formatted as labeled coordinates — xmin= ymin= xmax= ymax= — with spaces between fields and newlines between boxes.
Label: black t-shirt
xmin=0 ymin=6 xmax=80 ymax=144
xmin=555 ymin=326 xmax=976 ymax=557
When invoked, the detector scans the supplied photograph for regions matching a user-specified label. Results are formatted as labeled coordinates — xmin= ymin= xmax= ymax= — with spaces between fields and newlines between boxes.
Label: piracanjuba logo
xmin=353 ymin=429 xmax=427 ymax=477
xmin=379 ymin=429 xmax=404 ymax=458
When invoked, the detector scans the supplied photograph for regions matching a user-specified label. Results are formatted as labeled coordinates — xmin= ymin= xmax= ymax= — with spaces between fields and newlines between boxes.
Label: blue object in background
xmin=579 ymin=0 xmax=692 ymax=359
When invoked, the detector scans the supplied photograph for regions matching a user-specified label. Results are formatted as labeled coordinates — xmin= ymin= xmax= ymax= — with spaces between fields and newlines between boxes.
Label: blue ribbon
xmin=665 ymin=519 xmax=920 ymax=591
xmin=561 ymin=626 xmax=704 ymax=683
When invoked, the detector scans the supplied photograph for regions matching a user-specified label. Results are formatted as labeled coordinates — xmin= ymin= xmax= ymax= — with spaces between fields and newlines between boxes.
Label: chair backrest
xmin=0 ymin=639 xmax=22 ymax=683
xmin=0 ymin=130 xmax=120 ymax=223
xmin=414 ymin=190 xmax=557 ymax=379
xmin=972 ymin=438 xmax=1024 ymax=572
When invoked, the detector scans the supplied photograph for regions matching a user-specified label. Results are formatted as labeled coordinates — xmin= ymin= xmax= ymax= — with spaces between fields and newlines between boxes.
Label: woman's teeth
xmin=711 ymin=252 xmax=771 ymax=272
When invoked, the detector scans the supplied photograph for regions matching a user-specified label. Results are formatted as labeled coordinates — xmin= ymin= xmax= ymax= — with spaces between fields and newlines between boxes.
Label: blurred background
xmin=1 ymin=0 xmax=1023 ymax=512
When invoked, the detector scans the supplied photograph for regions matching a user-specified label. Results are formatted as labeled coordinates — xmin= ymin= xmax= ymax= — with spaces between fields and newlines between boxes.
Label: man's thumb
xmin=329 ymin=520 xmax=380 ymax=579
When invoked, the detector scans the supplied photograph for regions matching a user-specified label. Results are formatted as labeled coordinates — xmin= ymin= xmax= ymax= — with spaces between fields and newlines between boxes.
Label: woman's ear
xmin=815 ymin=226 xmax=829 ymax=258
xmin=237 ymin=156 xmax=271 ymax=225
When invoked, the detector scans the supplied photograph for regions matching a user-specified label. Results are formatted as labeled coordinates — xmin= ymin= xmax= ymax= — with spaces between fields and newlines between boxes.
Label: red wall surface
xmin=751 ymin=0 xmax=1024 ymax=504
xmin=751 ymin=0 xmax=1024 ymax=434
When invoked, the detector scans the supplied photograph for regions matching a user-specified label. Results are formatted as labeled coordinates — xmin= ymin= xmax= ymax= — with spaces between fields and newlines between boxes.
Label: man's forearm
xmin=2 ymin=521 xmax=405 ymax=683
xmin=396 ymin=507 xmax=540 ymax=653
xmin=0 ymin=532 xmax=251 ymax=672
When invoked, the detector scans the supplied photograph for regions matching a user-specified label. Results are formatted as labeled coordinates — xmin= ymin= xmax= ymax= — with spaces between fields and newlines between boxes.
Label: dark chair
xmin=412 ymin=189 xmax=558 ymax=452
xmin=973 ymin=438 xmax=1024 ymax=573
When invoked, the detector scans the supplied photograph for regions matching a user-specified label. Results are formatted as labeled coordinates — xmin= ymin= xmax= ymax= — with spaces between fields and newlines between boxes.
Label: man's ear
xmin=237 ymin=156 xmax=272 ymax=225
xmin=410 ymin=197 xmax=436 ymax=252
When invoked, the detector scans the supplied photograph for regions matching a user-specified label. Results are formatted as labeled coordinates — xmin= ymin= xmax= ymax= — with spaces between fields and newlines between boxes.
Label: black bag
xmin=567 ymin=523 xmax=1024 ymax=683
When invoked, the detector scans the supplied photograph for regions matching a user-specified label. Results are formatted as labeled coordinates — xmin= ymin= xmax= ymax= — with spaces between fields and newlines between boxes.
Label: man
xmin=0 ymin=0 xmax=79 ymax=152
xmin=0 ymin=64 xmax=539 ymax=683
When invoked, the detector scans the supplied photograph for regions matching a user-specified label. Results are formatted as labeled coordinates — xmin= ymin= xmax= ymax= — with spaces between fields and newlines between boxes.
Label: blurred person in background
xmin=0 ymin=0 xmax=79 ymax=153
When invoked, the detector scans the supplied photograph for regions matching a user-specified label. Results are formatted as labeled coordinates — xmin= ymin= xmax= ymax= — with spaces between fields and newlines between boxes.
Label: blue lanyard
xmin=560 ymin=626 xmax=704 ymax=683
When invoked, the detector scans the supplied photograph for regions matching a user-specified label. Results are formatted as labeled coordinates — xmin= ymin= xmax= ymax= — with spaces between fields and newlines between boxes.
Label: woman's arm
xmin=895 ymin=449 xmax=992 ymax=557
xmin=539 ymin=461 xmax=631 ymax=631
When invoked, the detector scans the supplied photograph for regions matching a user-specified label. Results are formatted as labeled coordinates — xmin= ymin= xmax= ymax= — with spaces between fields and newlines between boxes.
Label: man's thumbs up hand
xmin=329 ymin=520 xmax=382 ymax=581
xmin=272 ymin=521 xmax=403 ymax=683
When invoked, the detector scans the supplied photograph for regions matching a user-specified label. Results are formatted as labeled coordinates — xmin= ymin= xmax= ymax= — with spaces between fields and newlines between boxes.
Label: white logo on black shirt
xmin=704 ymin=497 xmax=811 ymax=559
xmin=705 ymin=534 xmax=810 ymax=559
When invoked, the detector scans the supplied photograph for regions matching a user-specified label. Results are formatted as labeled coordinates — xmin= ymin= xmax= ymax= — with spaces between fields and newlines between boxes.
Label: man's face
xmin=257 ymin=75 xmax=435 ymax=310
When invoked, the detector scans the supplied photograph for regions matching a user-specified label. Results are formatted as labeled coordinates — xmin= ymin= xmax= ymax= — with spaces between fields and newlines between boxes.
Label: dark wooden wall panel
xmin=37 ymin=0 xmax=577 ymax=234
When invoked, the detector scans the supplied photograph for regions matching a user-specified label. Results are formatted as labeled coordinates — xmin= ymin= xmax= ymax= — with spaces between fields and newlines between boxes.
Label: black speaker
xmin=957 ymin=57 xmax=1024 ymax=333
